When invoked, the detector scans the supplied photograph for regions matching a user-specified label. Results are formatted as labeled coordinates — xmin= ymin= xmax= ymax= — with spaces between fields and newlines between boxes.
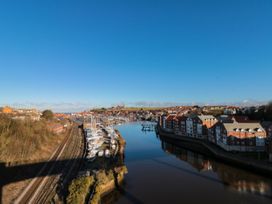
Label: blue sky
xmin=0 ymin=0 xmax=272 ymax=111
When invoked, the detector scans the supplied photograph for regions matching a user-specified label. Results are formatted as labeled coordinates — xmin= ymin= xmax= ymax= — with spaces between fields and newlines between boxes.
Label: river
xmin=102 ymin=122 xmax=272 ymax=204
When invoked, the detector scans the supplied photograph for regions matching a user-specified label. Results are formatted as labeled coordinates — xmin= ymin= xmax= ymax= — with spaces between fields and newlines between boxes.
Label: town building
xmin=213 ymin=122 xmax=267 ymax=152
xmin=1 ymin=106 xmax=13 ymax=114
xmin=173 ymin=115 xmax=187 ymax=136
xmin=186 ymin=115 xmax=198 ymax=138
xmin=164 ymin=115 xmax=176 ymax=132
xmin=159 ymin=112 xmax=270 ymax=153
xmin=186 ymin=115 xmax=217 ymax=139
xmin=158 ymin=114 xmax=167 ymax=129
xmin=224 ymin=106 xmax=239 ymax=115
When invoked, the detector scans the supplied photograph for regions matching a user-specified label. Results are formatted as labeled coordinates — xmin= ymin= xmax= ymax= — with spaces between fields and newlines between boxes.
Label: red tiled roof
xmin=166 ymin=115 xmax=176 ymax=121
xmin=174 ymin=115 xmax=187 ymax=121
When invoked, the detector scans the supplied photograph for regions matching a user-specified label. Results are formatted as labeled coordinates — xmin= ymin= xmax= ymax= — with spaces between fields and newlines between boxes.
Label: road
xmin=14 ymin=125 xmax=85 ymax=204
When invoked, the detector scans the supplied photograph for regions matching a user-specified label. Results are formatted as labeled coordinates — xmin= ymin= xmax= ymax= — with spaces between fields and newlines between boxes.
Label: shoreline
xmin=85 ymin=130 xmax=127 ymax=204
xmin=98 ymin=130 xmax=127 ymax=201
xmin=157 ymin=126 xmax=272 ymax=177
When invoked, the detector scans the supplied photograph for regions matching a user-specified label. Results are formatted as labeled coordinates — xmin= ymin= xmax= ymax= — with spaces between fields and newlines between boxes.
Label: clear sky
xmin=0 ymin=0 xmax=272 ymax=111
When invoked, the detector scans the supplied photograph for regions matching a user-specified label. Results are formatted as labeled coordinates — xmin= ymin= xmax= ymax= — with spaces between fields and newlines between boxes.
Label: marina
xmin=84 ymin=123 xmax=119 ymax=162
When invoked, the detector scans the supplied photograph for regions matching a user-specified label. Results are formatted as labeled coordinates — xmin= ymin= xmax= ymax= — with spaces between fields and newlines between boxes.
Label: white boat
xmin=111 ymin=139 xmax=116 ymax=144
xmin=98 ymin=150 xmax=104 ymax=157
xmin=91 ymin=148 xmax=99 ymax=154
xmin=105 ymin=149 xmax=110 ymax=158
xmin=87 ymin=152 xmax=96 ymax=159
xmin=90 ymin=140 xmax=104 ymax=147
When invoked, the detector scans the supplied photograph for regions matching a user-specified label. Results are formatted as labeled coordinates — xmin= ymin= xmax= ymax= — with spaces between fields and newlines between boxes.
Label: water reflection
xmin=160 ymin=138 xmax=272 ymax=198
xmin=106 ymin=123 xmax=272 ymax=204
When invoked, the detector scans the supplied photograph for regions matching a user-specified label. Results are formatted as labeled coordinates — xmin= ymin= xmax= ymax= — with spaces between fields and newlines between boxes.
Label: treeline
xmin=0 ymin=114 xmax=54 ymax=163
xmin=239 ymin=102 xmax=272 ymax=121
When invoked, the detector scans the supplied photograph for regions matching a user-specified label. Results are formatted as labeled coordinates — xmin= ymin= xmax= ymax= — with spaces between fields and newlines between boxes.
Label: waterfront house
xmin=197 ymin=115 xmax=217 ymax=139
xmin=164 ymin=115 xmax=176 ymax=132
xmin=158 ymin=114 xmax=167 ymax=129
xmin=160 ymin=113 xmax=270 ymax=153
xmin=198 ymin=115 xmax=217 ymax=129
xmin=207 ymin=124 xmax=216 ymax=144
xmin=213 ymin=122 xmax=267 ymax=152
xmin=186 ymin=114 xmax=199 ymax=138
xmin=173 ymin=115 xmax=187 ymax=136
xmin=186 ymin=115 xmax=217 ymax=139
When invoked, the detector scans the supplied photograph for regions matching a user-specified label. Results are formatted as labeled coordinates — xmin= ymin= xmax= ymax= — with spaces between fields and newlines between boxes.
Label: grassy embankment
xmin=0 ymin=114 xmax=66 ymax=163
xmin=67 ymin=167 xmax=128 ymax=204
xmin=66 ymin=175 xmax=95 ymax=204
xmin=0 ymin=113 xmax=70 ymax=204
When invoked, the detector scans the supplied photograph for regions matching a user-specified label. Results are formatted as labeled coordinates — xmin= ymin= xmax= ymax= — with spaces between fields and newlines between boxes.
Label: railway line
xmin=14 ymin=125 xmax=85 ymax=204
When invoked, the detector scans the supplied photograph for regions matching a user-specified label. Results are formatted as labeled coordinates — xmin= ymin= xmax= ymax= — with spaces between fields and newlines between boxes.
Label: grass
xmin=0 ymin=114 xmax=59 ymax=163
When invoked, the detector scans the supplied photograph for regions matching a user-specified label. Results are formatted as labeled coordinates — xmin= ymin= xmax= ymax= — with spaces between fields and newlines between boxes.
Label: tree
xmin=41 ymin=110 xmax=54 ymax=120
xmin=265 ymin=102 xmax=272 ymax=121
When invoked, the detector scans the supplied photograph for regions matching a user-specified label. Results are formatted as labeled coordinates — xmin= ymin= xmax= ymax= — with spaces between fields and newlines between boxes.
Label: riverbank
xmin=157 ymin=126 xmax=272 ymax=176
xmin=66 ymin=129 xmax=127 ymax=204
xmin=92 ymin=131 xmax=127 ymax=204
xmin=91 ymin=166 xmax=127 ymax=204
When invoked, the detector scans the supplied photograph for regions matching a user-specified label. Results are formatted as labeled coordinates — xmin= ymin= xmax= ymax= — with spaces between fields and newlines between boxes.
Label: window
xmin=256 ymin=137 xmax=265 ymax=146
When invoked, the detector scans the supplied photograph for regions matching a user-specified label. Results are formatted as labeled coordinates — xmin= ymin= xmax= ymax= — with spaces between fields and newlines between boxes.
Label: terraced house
xmin=211 ymin=122 xmax=267 ymax=152
xmin=159 ymin=113 xmax=269 ymax=153
xmin=173 ymin=115 xmax=187 ymax=136
xmin=186 ymin=115 xmax=217 ymax=139
xmin=164 ymin=115 xmax=176 ymax=133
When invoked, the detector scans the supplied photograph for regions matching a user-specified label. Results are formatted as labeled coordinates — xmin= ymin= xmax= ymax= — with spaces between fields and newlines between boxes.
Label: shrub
xmin=0 ymin=114 xmax=54 ymax=162
xmin=67 ymin=176 xmax=94 ymax=204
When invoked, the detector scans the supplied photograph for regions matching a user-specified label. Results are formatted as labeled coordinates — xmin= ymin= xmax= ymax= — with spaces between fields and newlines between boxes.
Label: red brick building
xmin=173 ymin=115 xmax=187 ymax=136
xmin=212 ymin=122 xmax=267 ymax=152
xmin=164 ymin=115 xmax=176 ymax=132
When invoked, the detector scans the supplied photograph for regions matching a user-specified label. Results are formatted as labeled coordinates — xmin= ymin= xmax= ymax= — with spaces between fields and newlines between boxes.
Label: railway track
xmin=36 ymin=127 xmax=85 ymax=203
xmin=15 ymin=125 xmax=85 ymax=204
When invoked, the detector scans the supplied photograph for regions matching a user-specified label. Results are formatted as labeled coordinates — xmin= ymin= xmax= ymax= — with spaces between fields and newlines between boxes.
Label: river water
xmin=103 ymin=122 xmax=272 ymax=204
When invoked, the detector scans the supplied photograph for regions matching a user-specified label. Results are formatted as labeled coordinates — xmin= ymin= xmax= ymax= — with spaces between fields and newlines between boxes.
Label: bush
xmin=41 ymin=109 xmax=54 ymax=120
xmin=96 ymin=170 xmax=110 ymax=185
xmin=67 ymin=176 xmax=95 ymax=204
xmin=0 ymin=114 xmax=54 ymax=162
